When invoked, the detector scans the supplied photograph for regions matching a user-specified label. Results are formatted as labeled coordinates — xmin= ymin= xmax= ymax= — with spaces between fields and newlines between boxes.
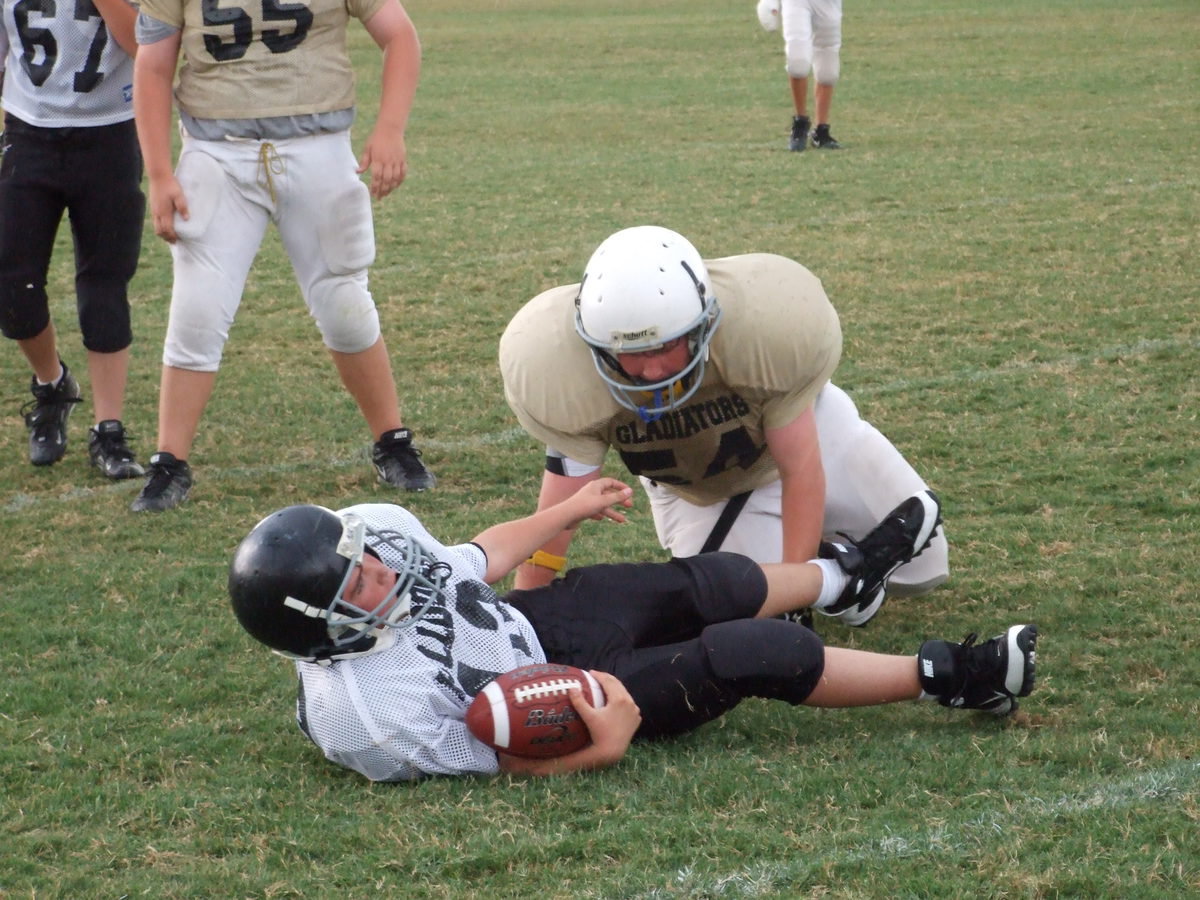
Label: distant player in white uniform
xmin=758 ymin=0 xmax=845 ymax=151
xmin=499 ymin=226 xmax=948 ymax=623
xmin=0 ymin=0 xmax=146 ymax=478
xmin=129 ymin=0 xmax=434 ymax=511
xmin=227 ymin=480 xmax=1037 ymax=780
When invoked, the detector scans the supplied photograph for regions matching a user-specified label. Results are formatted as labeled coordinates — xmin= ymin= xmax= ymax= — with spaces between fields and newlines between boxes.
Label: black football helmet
xmin=228 ymin=504 xmax=449 ymax=661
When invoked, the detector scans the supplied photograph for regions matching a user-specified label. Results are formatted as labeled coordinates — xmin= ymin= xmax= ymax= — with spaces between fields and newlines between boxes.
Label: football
xmin=466 ymin=663 xmax=606 ymax=759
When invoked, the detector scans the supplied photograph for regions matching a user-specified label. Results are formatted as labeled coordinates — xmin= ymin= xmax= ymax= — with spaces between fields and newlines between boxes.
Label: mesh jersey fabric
xmin=1 ymin=0 xmax=134 ymax=127
xmin=293 ymin=503 xmax=546 ymax=782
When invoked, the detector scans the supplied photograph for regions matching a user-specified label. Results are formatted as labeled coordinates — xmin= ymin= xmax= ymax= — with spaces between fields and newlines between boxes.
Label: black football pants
xmin=504 ymin=553 xmax=826 ymax=740
xmin=0 ymin=115 xmax=144 ymax=351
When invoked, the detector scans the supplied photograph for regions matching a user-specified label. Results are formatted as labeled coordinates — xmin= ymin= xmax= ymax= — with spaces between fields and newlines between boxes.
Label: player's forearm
xmin=509 ymin=470 xmax=598 ymax=587
xmin=497 ymin=741 xmax=625 ymax=776
xmin=474 ymin=504 xmax=586 ymax=583
xmin=780 ymin=471 xmax=825 ymax=562
xmin=769 ymin=410 xmax=827 ymax=562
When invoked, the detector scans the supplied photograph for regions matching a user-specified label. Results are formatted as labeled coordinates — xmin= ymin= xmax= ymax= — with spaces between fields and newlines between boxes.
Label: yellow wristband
xmin=526 ymin=550 xmax=567 ymax=573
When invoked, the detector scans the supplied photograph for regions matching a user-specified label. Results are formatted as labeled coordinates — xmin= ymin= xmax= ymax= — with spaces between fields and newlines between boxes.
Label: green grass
xmin=2 ymin=0 xmax=1198 ymax=896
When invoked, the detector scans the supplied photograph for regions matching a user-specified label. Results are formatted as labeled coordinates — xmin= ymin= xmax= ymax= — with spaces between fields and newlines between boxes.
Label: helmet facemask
xmin=576 ymin=254 xmax=723 ymax=423
xmin=279 ymin=514 xmax=451 ymax=661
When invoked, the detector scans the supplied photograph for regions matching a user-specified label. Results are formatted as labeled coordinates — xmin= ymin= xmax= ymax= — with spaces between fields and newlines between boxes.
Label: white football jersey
xmin=293 ymin=503 xmax=547 ymax=781
xmin=0 ymin=0 xmax=134 ymax=127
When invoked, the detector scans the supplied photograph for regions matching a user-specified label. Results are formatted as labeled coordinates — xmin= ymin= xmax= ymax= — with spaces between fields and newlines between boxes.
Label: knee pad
xmin=310 ymin=275 xmax=381 ymax=353
xmin=77 ymin=283 xmax=133 ymax=353
xmin=700 ymin=619 xmax=824 ymax=705
xmin=0 ymin=280 xmax=50 ymax=341
xmin=812 ymin=47 xmax=840 ymax=85
xmin=317 ymin=181 xmax=375 ymax=276
xmin=785 ymin=42 xmax=813 ymax=79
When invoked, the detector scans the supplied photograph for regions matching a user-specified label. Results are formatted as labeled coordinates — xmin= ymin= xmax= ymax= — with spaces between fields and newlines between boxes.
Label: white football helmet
xmin=574 ymin=226 xmax=722 ymax=421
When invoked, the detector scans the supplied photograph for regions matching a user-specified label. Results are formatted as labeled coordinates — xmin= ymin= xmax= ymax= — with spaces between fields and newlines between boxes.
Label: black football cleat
xmin=23 ymin=362 xmax=81 ymax=466
xmin=88 ymin=420 xmax=145 ymax=480
xmin=789 ymin=115 xmax=811 ymax=152
xmin=811 ymin=124 xmax=843 ymax=149
xmin=373 ymin=428 xmax=436 ymax=492
xmin=130 ymin=452 xmax=193 ymax=512
xmin=918 ymin=625 xmax=1039 ymax=715
xmin=817 ymin=490 xmax=942 ymax=626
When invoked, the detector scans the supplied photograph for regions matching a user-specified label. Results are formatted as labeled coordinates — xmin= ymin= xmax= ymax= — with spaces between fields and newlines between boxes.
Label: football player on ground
xmin=0 ymin=0 xmax=146 ymax=478
xmin=128 ymin=0 xmax=434 ymax=511
xmin=228 ymin=481 xmax=1038 ymax=780
xmin=499 ymin=226 xmax=947 ymax=625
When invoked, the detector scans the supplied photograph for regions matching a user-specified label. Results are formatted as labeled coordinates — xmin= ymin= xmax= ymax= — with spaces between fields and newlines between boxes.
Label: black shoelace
xmin=21 ymin=394 xmax=81 ymax=426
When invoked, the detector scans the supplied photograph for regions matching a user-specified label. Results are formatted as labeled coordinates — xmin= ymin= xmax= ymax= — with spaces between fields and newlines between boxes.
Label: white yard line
xmin=641 ymin=760 xmax=1200 ymax=899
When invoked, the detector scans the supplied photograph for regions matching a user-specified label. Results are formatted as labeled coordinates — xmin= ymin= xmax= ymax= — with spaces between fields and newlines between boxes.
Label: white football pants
xmin=781 ymin=0 xmax=843 ymax=84
xmin=642 ymin=383 xmax=949 ymax=598
xmin=163 ymin=130 xmax=380 ymax=371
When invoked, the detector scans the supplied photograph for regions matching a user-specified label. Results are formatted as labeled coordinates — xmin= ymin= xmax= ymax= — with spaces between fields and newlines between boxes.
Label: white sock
xmin=36 ymin=364 xmax=64 ymax=388
xmin=812 ymin=558 xmax=849 ymax=609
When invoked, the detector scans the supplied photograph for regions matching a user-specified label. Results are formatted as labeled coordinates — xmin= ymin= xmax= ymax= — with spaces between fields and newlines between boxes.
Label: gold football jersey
xmin=500 ymin=253 xmax=842 ymax=506
xmin=140 ymin=0 xmax=389 ymax=119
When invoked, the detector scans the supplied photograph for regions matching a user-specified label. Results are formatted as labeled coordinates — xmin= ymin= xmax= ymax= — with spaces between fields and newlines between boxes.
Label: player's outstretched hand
xmin=569 ymin=477 xmax=634 ymax=525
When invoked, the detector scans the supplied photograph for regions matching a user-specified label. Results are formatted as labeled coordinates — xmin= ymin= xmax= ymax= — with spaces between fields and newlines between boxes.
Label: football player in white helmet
xmin=499 ymin=226 xmax=949 ymax=620
xmin=0 ymin=0 xmax=147 ymax=478
xmin=228 ymin=482 xmax=1037 ymax=781
xmin=574 ymin=226 xmax=723 ymax=422
xmin=128 ymin=0 xmax=434 ymax=512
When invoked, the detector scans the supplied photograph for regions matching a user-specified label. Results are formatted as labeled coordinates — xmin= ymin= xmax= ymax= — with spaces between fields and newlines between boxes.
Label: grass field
xmin=2 ymin=0 xmax=1198 ymax=896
